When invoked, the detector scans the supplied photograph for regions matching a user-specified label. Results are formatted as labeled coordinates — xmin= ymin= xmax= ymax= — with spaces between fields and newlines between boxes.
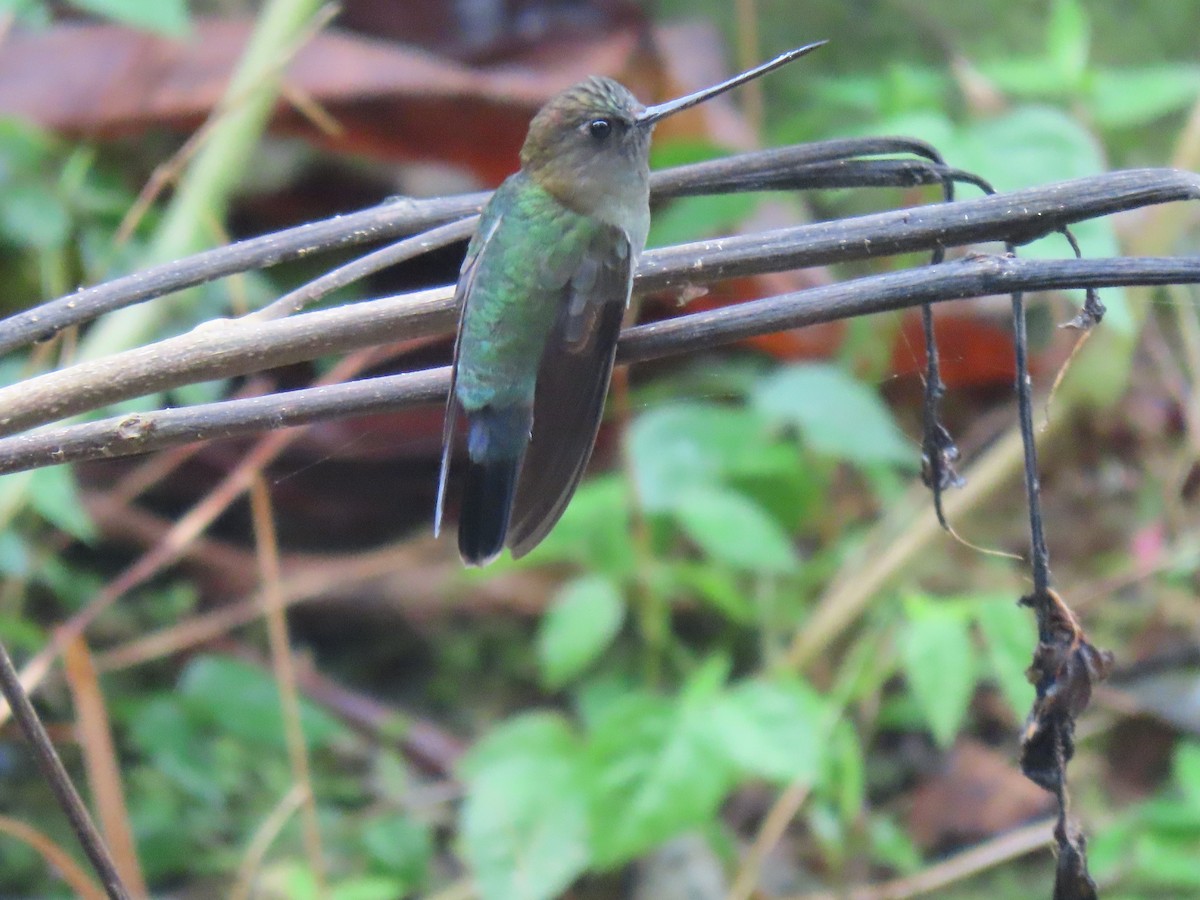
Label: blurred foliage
xmin=1 ymin=0 xmax=1198 ymax=898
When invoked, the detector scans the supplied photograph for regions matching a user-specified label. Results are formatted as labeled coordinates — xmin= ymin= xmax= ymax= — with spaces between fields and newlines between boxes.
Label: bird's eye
xmin=587 ymin=118 xmax=613 ymax=140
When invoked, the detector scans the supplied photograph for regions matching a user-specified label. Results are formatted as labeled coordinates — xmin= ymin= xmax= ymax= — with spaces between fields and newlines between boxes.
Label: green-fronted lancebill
xmin=435 ymin=41 xmax=827 ymax=565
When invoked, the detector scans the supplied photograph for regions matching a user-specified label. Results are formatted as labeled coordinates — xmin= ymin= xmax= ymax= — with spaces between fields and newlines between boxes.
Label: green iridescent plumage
xmin=435 ymin=44 xmax=826 ymax=565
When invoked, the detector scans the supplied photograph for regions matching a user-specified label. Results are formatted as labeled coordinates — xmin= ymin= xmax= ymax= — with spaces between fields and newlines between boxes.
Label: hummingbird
xmin=435 ymin=42 xmax=826 ymax=565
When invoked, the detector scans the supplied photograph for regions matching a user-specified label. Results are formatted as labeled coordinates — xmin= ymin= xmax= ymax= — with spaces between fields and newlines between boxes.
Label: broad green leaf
xmin=178 ymin=655 xmax=343 ymax=748
xmin=974 ymin=595 xmax=1036 ymax=718
xmin=524 ymin=476 xmax=635 ymax=576
xmin=460 ymin=714 xmax=590 ymax=900
xmin=869 ymin=815 xmax=922 ymax=874
xmin=362 ymin=815 xmax=431 ymax=888
xmin=0 ymin=119 xmax=54 ymax=173
xmin=709 ymin=677 xmax=825 ymax=783
xmin=627 ymin=403 xmax=768 ymax=512
xmin=269 ymin=865 xmax=406 ymax=900
xmin=1088 ymin=65 xmax=1200 ymax=129
xmin=829 ymin=719 xmax=866 ymax=822
xmin=332 ymin=878 xmax=411 ymax=900
xmin=29 ymin=465 xmax=97 ymax=541
xmin=900 ymin=595 xmax=976 ymax=747
xmin=648 ymin=192 xmax=759 ymax=248
xmin=0 ymin=531 xmax=30 ymax=577
xmin=666 ymin=561 xmax=755 ymax=624
xmin=1046 ymin=0 xmax=1090 ymax=87
xmin=1173 ymin=741 xmax=1200 ymax=805
xmin=673 ymin=486 xmax=797 ymax=574
xmin=537 ymin=576 xmax=625 ymax=689
xmin=68 ymin=0 xmax=191 ymax=35
xmin=1131 ymin=832 xmax=1200 ymax=888
xmin=0 ymin=181 xmax=70 ymax=249
xmin=584 ymin=690 xmax=732 ymax=867
xmin=752 ymin=363 xmax=913 ymax=466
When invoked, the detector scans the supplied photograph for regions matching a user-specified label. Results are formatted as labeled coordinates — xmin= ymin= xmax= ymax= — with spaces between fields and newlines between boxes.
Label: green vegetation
xmin=1 ymin=0 xmax=1198 ymax=898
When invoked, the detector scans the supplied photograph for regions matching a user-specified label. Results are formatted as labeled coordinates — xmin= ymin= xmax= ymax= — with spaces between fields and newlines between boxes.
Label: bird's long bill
xmin=635 ymin=40 xmax=827 ymax=128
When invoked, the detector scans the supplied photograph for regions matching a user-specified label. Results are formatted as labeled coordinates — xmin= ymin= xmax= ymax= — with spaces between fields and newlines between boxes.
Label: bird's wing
xmin=434 ymin=208 xmax=502 ymax=536
xmin=506 ymin=224 xmax=633 ymax=557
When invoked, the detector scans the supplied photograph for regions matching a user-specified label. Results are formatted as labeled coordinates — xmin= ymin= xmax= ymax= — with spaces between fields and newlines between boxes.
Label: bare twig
xmin=249 ymin=479 xmax=328 ymax=895
xmin=1 ymin=162 xmax=1193 ymax=358
xmin=0 ymin=640 xmax=129 ymax=900
xmin=789 ymin=819 xmax=1055 ymax=900
xmin=0 ymin=814 xmax=107 ymax=900
xmin=0 ymin=351 xmax=387 ymax=730
xmin=0 ymin=255 xmax=1197 ymax=476
xmin=63 ymin=638 xmax=148 ymax=899
xmin=0 ymin=168 xmax=1195 ymax=441
xmin=230 ymin=784 xmax=309 ymax=900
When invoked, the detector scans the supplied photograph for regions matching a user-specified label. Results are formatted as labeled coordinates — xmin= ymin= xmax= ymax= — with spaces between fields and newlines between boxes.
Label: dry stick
xmin=230 ymin=784 xmax=309 ymax=900
xmin=1 ymin=166 xmax=1197 ymax=440
xmin=726 ymin=781 xmax=811 ymax=900
xmin=95 ymin=546 xmax=406 ymax=671
xmin=114 ymin=4 xmax=341 ymax=245
xmin=788 ymin=425 xmax=1031 ymax=670
xmin=789 ymin=818 xmax=1055 ymax=900
xmin=248 ymin=216 xmax=479 ymax=321
xmin=248 ymin=478 xmax=328 ymax=896
xmin=0 ymin=350 xmax=384 ymax=730
xmin=0 ymin=641 xmax=129 ymax=900
xmin=2 ymin=256 xmax=1199 ymax=477
xmin=62 ymin=638 xmax=149 ymax=899
xmin=0 ymin=814 xmax=107 ymax=900
xmin=0 ymin=137 xmax=997 ymax=354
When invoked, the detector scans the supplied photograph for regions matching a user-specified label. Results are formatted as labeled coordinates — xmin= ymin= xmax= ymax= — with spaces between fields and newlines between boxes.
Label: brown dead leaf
xmin=907 ymin=739 xmax=1054 ymax=851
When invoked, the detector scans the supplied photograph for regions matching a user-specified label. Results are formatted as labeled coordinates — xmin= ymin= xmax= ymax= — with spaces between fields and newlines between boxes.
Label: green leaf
xmin=28 ymin=466 xmax=97 ymax=541
xmin=752 ymin=363 xmax=913 ymax=466
xmin=331 ymin=878 xmax=411 ymax=900
xmin=0 ymin=118 xmax=54 ymax=174
xmin=460 ymin=713 xmax=590 ymax=900
xmin=1173 ymin=741 xmax=1200 ymax=805
xmin=523 ymin=476 xmax=635 ymax=576
xmin=537 ymin=576 xmax=625 ymax=689
xmin=709 ymin=677 xmax=825 ymax=783
xmin=0 ymin=181 xmax=71 ymax=249
xmin=584 ymin=687 xmax=732 ymax=867
xmin=362 ymin=815 xmax=431 ymax=888
xmin=829 ymin=719 xmax=866 ymax=823
xmin=1046 ymin=0 xmax=1090 ymax=86
xmin=974 ymin=595 xmax=1036 ymax=718
xmin=900 ymin=595 xmax=976 ymax=747
xmin=68 ymin=0 xmax=191 ymax=35
xmin=869 ymin=814 xmax=922 ymax=874
xmin=178 ymin=655 xmax=344 ymax=748
xmin=627 ymin=403 xmax=769 ymax=512
xmin=666 ymin=561 xmax=755 ymax=624
xmin=648 ymin=192 xmax=759 ymax=248
xmin=1088 ymin=65 xmax=1200 ymax=129
xmin=673 ymin=486 xmax=797 ymax=574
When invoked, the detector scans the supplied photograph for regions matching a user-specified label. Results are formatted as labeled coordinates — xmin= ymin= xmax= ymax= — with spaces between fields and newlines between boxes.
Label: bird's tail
xmin=457 ymin=406 xmax=530 ymax=566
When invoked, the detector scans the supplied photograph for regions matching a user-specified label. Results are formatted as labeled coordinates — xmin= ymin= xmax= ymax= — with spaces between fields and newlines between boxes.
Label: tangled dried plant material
xmin=1018 ymin=587 xmax=1114 ymax=900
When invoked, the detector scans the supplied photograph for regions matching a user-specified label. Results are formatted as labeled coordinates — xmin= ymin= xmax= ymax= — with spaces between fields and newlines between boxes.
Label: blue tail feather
xmin=457 ymin=407 xmax=530 ymax=566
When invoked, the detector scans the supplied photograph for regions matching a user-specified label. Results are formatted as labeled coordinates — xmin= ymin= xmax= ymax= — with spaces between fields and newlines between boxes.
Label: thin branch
xmin=62 ymin=638 xmax=148 ymax=898
xmin=1 ymin=169 xmax=1196 ymax=439
xmin=0 ymin=640 xmax=130 ymax=900
xmin=789 ymin=819 xmax=1054 ymax=900
xmin=0 ymin=256 xmax=1198 ymax=475
xmin=231 ymin=784 xmax=308 ymax=900
xmin=0 ymin=137 xmax=980 ymax=354
xmin=0 ymin=162 xmax=1193 ymax=357
xmin=247 ymin=216 xmax=479 ymax=321
xmin=248 ymin=478 xmax=328 ymax=895
xmin=0 ymin=814 xmax=107 ymax=900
